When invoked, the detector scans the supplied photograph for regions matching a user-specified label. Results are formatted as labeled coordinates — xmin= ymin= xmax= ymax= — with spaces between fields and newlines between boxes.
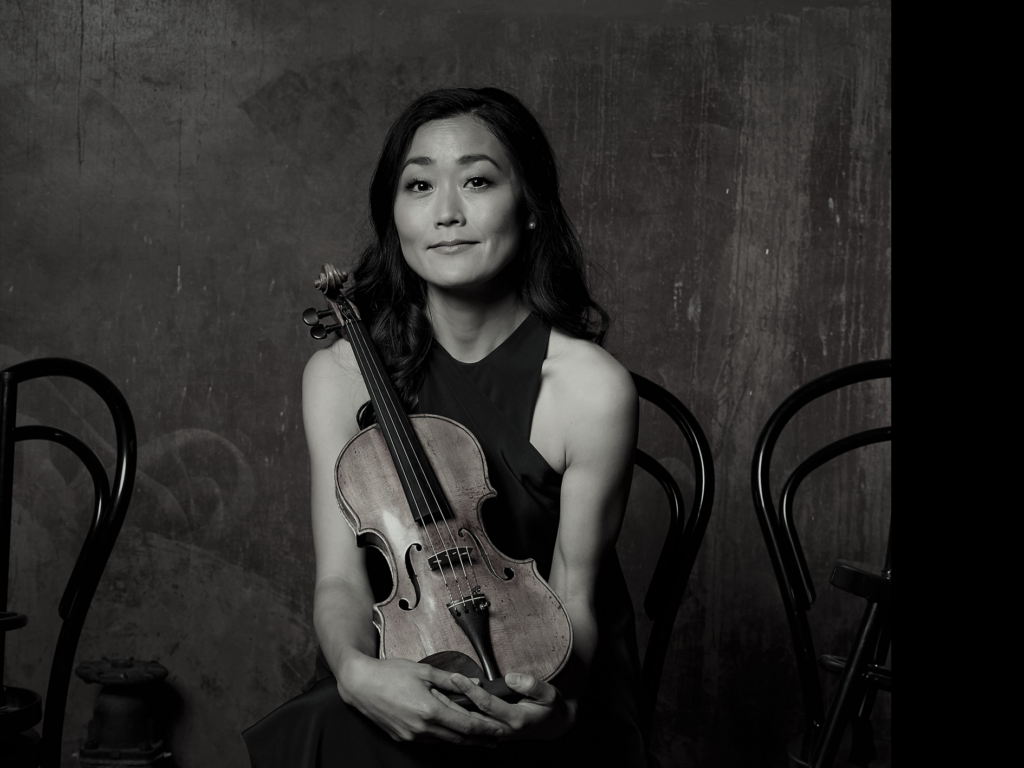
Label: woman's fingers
xmin=430 ymin=687 xmax=473 ymax=716
xmin=354 ymin=661 xmax=507 ymax=747
xmin=504 ymin=672 xmax=555 ymax=704
xmin=421 ymin=664 xmax=472 ymax=694
xmin=424 ymin=696 xmax=506 ymax=742
xmin=420 ymin=671 xmax=508 ymax=740
xmin=444 ymin=671 xmax=572 ymax=742
xmin=430 ymin=687 xmax=454 ymax=705
xmin=448 ymin=673 xmax=520 ymax=721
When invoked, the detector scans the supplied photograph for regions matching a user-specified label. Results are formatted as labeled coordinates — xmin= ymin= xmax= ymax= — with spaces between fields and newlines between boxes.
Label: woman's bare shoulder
xmin=302 ymin=340 xmax=369 ymax=441
xmin=540 ymin=329 xmax=637 ymax=489
xmin=545 ymin=329 xmax=637 ymax=417
xmin=304 ymin=338 xmax=357 ymax=378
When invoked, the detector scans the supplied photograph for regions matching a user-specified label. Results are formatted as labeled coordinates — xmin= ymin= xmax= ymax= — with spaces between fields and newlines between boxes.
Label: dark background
xmin=0 ymin=1 xmax=891 ymax=765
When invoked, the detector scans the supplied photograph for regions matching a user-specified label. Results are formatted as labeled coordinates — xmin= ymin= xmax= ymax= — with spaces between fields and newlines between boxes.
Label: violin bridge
xmin=426 ymin=547 xmax=473 ymax=571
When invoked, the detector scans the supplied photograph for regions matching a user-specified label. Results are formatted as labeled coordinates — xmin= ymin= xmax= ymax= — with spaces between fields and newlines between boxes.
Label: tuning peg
xmin=302 ymin=307 xmax=333 ymax=326
xmin=309 ymin=322 xmax=343 ymax=340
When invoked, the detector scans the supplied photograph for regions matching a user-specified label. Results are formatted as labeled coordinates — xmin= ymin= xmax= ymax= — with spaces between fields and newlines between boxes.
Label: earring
xmin=527 ymin=220 xmax=537 ymax=230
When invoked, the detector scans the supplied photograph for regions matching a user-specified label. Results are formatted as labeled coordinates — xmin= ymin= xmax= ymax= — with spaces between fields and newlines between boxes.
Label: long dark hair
xmin=348 ymin=87 xmax=608 ymax=409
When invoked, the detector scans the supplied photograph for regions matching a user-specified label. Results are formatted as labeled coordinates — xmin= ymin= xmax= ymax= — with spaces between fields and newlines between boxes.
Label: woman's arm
xmin=306 ymin=345 xmax=377 ymax=668
xmin=304 ymin=342 xmax=507 ymax=745
xmin=547 ymin=344 xmax=638 ymax=706
xmin=449 ymin=337 xmax=638 ymax=739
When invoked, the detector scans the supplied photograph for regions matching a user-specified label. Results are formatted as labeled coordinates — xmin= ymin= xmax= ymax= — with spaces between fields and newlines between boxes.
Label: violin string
xmin=354 ymin=329 xmax=481 ymax=600
xmin=346 ymin=306 xmax=480 ymax=603
xmin=347 ymin=312 xmax=478 ymax=602
xmin=350 ymin=320 xmax=477 ymax=605
xmin=341 ymin=308 xmax=458 ymax=604
xmin=348 ymin=322 xmax=462 ymax=604
xmin=344 ymin=308 xmax=474 ymax=603
xmin=352 ymin=332 xmax=462 ymax=605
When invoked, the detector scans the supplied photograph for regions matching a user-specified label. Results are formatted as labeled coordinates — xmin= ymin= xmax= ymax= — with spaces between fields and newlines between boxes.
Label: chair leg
xmin=847 ymin=617 xmax=890 ymax=766
xmin=810 ymin=600 xmax=887 ymax=768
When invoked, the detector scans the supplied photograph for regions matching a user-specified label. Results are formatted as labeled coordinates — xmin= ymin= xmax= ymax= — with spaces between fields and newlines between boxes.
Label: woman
xmin=244 ymin=87 xmax=645 ymax=767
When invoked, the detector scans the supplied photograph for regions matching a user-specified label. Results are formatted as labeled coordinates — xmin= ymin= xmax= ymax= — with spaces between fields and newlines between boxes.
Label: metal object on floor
xmin=1 ymin=358 xmax=137 ymax=767
xmin=76 ymin=658 xmax=171 ymax=766
xmin=751 ymin=359 xmax=891 ymax=768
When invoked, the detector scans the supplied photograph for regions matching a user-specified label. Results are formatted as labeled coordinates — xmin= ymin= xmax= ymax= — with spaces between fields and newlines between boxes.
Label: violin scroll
xmin=314 ymin=263 xmax=348 ymax=297
xmin=303 ymin=263 xmax=358 ymax=340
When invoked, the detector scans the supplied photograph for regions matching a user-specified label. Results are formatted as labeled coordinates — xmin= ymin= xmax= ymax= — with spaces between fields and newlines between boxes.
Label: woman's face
xmin=393 ymin=115 xmax=526 ymax=296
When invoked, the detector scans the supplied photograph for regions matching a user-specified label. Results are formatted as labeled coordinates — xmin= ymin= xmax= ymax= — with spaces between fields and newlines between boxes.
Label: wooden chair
xmin=0 ymin=358 xmax=137 ymax=768
xmin=751 ymin=359 xmax=891 ymax=767
xmin=629 ymin=372 xmax=715 ymax=749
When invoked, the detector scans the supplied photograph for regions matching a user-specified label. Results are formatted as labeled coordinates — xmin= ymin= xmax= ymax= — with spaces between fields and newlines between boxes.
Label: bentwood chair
xmin=629 ymin=372 xmax=715 ymax=749
xmin=0 ymin=358 xmax=137 ymax=768
xmin=751 ymin=360 xmax=891 ymax=768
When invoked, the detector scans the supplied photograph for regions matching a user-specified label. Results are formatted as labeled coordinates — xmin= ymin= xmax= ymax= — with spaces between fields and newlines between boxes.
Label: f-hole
xmin=399 ymin=543 xmax=422 ymax=610
xmin=462 ymin=528 xmax=514 ymax=582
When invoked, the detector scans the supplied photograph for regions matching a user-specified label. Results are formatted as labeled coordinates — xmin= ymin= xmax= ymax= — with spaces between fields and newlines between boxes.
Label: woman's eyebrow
xmin=403 ymin=156 xmax=433 ymax=169
xmin=458 ymin=153 xmax=502 ymax=169
xmin=401 ymin=154 xmax=503 ymax=171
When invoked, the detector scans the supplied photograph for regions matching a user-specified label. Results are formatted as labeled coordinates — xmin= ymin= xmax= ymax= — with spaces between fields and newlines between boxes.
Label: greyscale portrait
xmin=1 ymin=2 xmax=891 ymax=767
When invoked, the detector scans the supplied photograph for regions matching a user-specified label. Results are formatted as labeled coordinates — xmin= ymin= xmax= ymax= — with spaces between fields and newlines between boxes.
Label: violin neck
xmin=343 ymin=318 xmax=452 ymax=525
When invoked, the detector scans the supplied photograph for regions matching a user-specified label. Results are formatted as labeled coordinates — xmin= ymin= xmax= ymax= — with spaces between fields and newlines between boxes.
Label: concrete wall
xmin=0 ymin=1 xmax=891 ymax=765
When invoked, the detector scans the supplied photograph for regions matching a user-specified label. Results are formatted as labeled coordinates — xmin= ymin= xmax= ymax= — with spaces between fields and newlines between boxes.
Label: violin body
xmin=335 ymin=413 xmax=573 ymax=683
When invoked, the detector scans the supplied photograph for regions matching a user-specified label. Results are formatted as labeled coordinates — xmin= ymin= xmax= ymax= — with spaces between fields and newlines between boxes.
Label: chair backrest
xmin=750 ymin=359 xmax=890 ymax=749
xmin=0 ymin=358 xmax=137 ymax=768
xmin=629 ymin=372 xmax=715 ymax=745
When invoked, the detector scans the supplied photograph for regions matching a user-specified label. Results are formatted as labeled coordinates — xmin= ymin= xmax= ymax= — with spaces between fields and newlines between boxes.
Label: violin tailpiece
xmin=447 ymin=597 xmax=501 ymax=682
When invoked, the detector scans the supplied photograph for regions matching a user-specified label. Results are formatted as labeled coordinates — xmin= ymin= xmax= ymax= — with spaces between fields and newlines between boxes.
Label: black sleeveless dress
xmin=243 ymin=315 xmax=646 ymax=767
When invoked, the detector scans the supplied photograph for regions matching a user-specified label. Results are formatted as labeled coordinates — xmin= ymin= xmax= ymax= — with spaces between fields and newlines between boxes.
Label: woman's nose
xmin=434 ymin=184 xmax=465 ymax=227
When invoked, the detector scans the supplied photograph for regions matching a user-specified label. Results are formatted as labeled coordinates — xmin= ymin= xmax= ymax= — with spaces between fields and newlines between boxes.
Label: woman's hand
xmin=447 ymin=672 xmax=576 ymax=741
xmin=338 ymin=655 xmax=508 ymax=747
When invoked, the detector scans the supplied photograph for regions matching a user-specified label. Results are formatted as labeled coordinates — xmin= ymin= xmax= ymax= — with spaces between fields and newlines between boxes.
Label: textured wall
xmin=0 ymin=1 xmax=891 ymax=766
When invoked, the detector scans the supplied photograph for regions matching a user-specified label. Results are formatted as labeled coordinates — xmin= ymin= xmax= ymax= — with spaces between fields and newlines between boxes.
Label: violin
xmin=302 ymin=264 xmax=573 ymax=706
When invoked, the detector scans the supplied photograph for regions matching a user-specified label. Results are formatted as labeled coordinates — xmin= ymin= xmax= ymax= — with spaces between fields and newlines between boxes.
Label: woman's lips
xmin=430 ymin=241 xmax=477 ymax=254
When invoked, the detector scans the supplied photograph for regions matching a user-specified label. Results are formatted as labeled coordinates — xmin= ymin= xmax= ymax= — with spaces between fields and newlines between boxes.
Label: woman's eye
xmin=405 ymin=180 xmax=432 ymax=192
xmin=466 ymin=177 xmax=490 ymax=189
